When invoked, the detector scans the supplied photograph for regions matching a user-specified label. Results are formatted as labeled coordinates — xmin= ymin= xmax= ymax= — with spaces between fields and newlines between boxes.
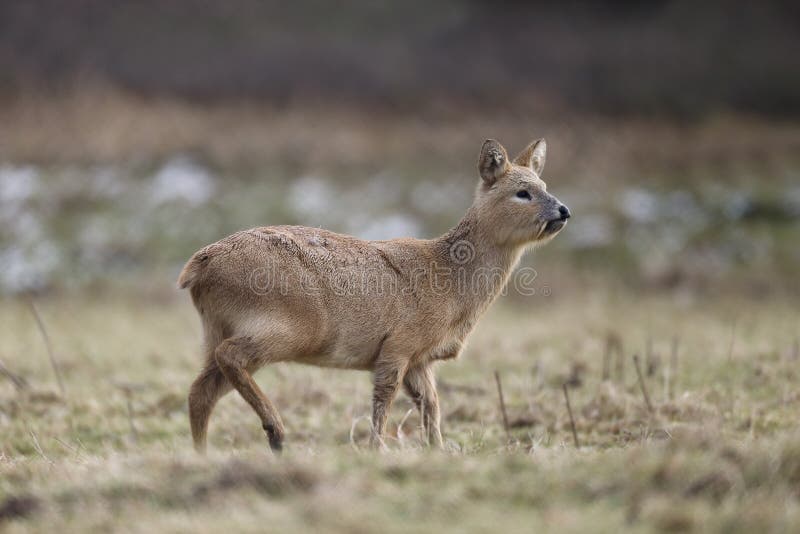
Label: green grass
xmin=0 ymin=290 xmax=799 ymax=532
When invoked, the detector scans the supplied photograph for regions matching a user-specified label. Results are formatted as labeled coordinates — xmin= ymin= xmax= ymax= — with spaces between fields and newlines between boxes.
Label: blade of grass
xmin=28 ymin=301 xmax=65 ymax=397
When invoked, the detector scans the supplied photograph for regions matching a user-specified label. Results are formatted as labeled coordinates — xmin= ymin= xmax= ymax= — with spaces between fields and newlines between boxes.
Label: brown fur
xmin=180 ymin=138 xmax=570 ymax=452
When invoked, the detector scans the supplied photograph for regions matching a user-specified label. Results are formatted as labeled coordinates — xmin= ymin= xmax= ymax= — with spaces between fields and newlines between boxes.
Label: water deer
xmin=179 ymin=138 xmax=570 ymax=452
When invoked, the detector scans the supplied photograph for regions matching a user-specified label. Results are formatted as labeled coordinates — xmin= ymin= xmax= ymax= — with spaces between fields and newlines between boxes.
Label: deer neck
xmin=435 ymin=206 xmax=525 ymax=312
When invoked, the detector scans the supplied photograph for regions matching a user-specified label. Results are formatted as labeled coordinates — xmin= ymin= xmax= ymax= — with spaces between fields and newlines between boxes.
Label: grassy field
xmin=1 ymin=91 xmax=799 ymax=532
xmin=2 ymin=3 xmax=800 ymax=531
xmin=1 ymin=289 xmax=799 ymax=532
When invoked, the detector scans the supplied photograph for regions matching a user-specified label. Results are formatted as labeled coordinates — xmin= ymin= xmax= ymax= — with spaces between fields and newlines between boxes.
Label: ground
xmin=1 ymin=290 xmax=799 ymax=533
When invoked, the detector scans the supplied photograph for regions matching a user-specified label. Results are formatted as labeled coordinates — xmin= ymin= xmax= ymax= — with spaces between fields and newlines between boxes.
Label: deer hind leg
xmin=402 ymin=364 xmax=443 ymax=448
xmin=189 ymin=358 xmax=233 ymax=453
xmin=214 ymin=337 xmax=286 ymax=452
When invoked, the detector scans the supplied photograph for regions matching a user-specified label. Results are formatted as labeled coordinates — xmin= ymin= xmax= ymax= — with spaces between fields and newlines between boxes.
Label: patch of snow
xmin=563 ymin=213 xmax=614 ymax=249
xmin=0 ymin=165 xmax=39 ymax=206
xmin=0 ymin=242 xmax=60 ymax=293
xmin=149 ymin=157 xmax=215 ymax=206
xmin=619 ymin=188 xmax=658 ymax=223
xmin=288 ymin=175 xmax=334 ymax=219
xmin=354 ymin=214 xmax=421 ymax=241
xmin=90 ymin=166 xmax=127 ymax=199
xmin=723 ymin=192 xmax=751 ymax=221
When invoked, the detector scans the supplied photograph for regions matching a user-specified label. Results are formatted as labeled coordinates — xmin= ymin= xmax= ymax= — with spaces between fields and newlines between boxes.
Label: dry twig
xmin=396 ymin=408 xmax=415 ymax=447
xmin=602 ymin=334 xmax=612 ymax=381
xmin=494 ymin=370 xmax=511 ymax=442
xmin=667 ymin=336 xmax=680 ymax=401
xmin=28 ymin=301 xmax=65 ymax=397
xmin=633 ymin=354 xmax=654 ymax=414
xmin=562 ymin=383 xmax=580 ymax=448
xmin=28 ymin=429 xmax=52 ymax=465
xmin=0 ymin=358 xmax=28 ymax=391
xmin=727 ymin=319 xmax=737 ymax=362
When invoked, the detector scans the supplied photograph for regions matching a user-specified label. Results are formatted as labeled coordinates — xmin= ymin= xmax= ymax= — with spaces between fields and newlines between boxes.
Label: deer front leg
xmin=371 ymin=356 xmax=407 ymax=450
xmin=403 ymin=364 xmax=443 ymax=448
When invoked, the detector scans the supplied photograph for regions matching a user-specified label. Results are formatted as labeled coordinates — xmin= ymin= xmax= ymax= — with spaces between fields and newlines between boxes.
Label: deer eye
xmin=516 ymin=190 xmax=531 ymax=200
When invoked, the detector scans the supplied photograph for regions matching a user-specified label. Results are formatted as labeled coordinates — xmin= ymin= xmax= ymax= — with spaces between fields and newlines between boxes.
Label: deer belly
xmin=299 ymin=342 xmax=377 ymax=370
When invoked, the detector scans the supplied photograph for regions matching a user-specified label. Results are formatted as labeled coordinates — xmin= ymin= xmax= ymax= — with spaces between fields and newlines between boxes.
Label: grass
xmin=1 ymin=84 xmax=798 ymax=532
xmin=3 ymin=87 xmax=799 ymax=171
xmin=1 ymin=288 xmax=799 ymax=532
xmin=2 ymin=90 xmax=799 ymax=298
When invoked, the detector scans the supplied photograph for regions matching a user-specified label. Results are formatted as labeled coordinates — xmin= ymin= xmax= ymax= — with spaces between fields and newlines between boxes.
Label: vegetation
xmin=1 ymin=291 xmax=798 ymax=532
xmin=2 ymin=91 xmax=799 ymax=297
xmin=2 ymin=3 xmax=798 ymax=531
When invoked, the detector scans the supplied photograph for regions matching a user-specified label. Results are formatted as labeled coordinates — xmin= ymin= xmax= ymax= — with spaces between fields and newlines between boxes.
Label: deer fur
xmin=180 ymin=138 xmax=570 ymax=452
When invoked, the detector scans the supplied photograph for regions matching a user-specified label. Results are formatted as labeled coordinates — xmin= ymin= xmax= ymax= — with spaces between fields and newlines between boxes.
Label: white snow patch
xmin=149 ymin=157 xmax=215 ymax=206
xmin=355 ymin=214 xmax=421 ymax=241
xmin=619 ymin=188 xmax=658 ymax=223
xmin=0 ymin=165 xmax=39 ymax=206
xmin=563 ymin=213 xmax=614 ymax=249
xmin=0 ymin=242 xmax=60 ymax=293
xmin=288 ymin=175 xmax=334 ymax=218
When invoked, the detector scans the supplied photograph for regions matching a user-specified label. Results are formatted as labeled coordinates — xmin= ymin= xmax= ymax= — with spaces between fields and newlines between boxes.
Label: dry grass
xmin=1 ymin=289 xmax=798 ymax=532
xmin=2 ymin=87 xmax=799 ymax=176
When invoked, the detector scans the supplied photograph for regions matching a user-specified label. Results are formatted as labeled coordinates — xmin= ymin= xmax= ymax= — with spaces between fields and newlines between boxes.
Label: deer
xmin=179 ymin=138 xmax=570 ymax=453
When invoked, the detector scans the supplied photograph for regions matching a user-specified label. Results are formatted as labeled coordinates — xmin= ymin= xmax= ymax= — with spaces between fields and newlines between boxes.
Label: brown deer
xmin=179 ymin=138 xmax=570 ymax=452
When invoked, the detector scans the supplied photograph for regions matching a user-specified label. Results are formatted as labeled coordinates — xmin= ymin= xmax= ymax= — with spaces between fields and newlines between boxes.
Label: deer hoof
xmin=263 ymin=423 xmax=284 ymax=453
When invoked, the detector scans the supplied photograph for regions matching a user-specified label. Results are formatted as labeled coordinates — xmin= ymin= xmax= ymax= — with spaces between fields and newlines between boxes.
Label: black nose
xmin=559 ymin=205 xmax=571 ymax=220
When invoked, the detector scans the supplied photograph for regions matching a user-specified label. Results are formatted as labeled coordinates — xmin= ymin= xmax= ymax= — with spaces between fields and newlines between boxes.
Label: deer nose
xmin=559 ymin=205 xmax=571 ymax=220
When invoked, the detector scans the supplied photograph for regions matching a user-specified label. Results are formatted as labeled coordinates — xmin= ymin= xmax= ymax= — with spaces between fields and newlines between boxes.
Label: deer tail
xmin=177 ymin=250 xmax=210 ymax=289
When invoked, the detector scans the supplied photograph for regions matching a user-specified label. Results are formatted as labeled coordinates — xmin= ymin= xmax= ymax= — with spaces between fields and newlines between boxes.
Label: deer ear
xmin=478 ymin=139 xmax=509 ymax=186
xmin=513 ymin=138 xmax=547 ymax=175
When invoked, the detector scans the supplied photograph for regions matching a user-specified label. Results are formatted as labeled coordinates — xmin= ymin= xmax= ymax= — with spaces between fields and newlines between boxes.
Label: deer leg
xmin=214 ymin=337 xmax=285 ymax=452
xmin=371 ymin=356 xmax=408 ymax=450
xmin=188 ymin=358 xmax=232 ymax=453
xmin=403 ymin=364 xmax=443 ymax=448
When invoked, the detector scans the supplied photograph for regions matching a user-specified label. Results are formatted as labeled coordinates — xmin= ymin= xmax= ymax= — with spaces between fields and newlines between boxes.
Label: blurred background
xmin=1 ymin=0 xmax=799 ymax=298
